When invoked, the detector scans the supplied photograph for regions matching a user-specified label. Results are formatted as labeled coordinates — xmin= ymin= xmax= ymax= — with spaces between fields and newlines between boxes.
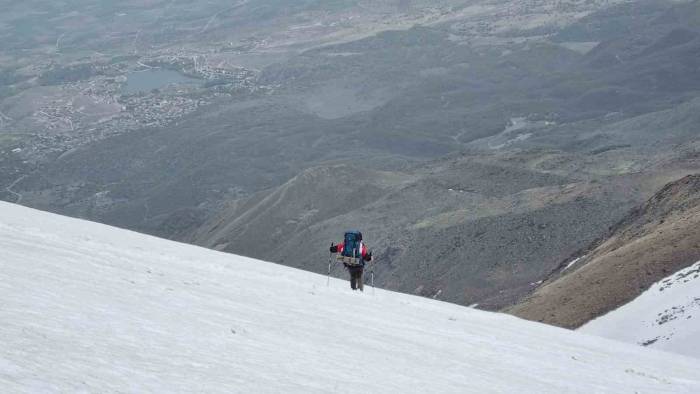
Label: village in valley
xmin=0 ymin=52 xmax=260 ymax=168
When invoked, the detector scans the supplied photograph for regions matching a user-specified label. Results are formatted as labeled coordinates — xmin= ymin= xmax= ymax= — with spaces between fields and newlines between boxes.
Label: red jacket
xmin=332 ymin=242 xmax=372 ymax=261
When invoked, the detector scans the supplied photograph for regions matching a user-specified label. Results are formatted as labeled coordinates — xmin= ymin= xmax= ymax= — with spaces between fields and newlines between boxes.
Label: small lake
xmin=122 ymin=69 xmax=201 ymax=94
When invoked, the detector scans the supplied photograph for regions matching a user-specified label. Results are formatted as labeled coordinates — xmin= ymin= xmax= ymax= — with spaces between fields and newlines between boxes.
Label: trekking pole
xmin=327 ymin=243 xmax=333 ymax=287
xmin=371 ymin=257 xmax=375 ymax=295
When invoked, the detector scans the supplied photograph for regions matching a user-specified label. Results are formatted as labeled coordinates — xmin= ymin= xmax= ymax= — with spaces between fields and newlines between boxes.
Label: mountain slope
xmin=580 ymin=261 xmax=700 ymax=358
xmin=191 ymin=164 xmax=414 ymax=257
xmin=507 ymin=174 xmax=700 ymax=330
xmin=2 ymin=201 xmax=700 ymax=393
xmin=192 ymin=150 xmax=692 ymax=309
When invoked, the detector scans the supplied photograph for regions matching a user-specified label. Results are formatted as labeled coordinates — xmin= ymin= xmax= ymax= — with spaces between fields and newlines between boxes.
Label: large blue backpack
xmin=341 ymin=230 xmax=363 ymax=265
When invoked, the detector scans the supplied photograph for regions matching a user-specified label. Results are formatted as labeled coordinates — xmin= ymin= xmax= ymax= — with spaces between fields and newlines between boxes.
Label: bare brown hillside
xmin=507 ymin=174 xmax=700 ymax=328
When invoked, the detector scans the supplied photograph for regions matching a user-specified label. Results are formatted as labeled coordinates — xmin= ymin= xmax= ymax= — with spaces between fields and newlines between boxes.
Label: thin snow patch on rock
xmin=563 ymin=257 xmax=583 ymax=271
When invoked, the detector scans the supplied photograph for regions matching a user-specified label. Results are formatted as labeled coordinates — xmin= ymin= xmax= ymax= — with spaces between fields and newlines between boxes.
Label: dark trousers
xmin=349 ymin=267 xmax=364 ymax=291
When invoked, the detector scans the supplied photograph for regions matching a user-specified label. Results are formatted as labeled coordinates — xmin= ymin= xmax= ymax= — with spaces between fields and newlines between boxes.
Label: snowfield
xmin=1 ymin=202 xmax=699 ymax=393
xmin=581 ymin=261 xmax=700 ymax=359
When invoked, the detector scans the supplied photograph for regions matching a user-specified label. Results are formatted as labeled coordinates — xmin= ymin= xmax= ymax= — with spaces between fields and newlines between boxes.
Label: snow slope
xmin=581 ymin=261 xmax=700 ymax=359
xmin=1 ymin=201 xmax=699 ymax=393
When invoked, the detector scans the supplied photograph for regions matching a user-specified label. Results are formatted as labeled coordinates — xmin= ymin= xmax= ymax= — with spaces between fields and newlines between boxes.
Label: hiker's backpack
xmin=339 ymin=230 xmax=364 ymax=266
